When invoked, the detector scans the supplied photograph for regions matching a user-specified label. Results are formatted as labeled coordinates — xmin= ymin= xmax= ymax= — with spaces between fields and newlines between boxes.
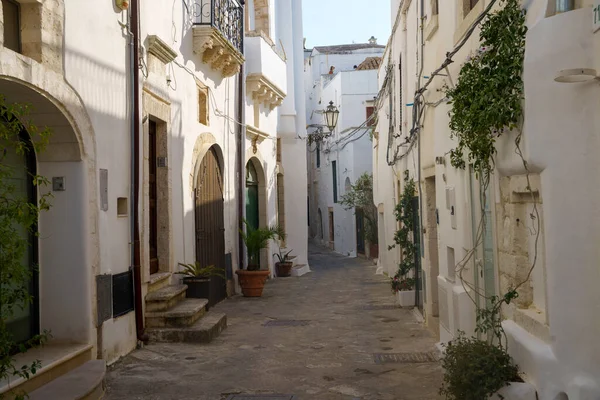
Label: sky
xmin=302 ymin=0 xmax=392 ymax=48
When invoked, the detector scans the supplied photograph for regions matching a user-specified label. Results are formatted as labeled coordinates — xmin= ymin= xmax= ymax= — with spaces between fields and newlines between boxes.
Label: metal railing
xmin=193 ymin=0 xmax=244 ymax=54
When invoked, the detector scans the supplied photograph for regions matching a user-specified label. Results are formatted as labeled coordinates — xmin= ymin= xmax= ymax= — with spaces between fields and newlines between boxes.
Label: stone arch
xmin=345 ymin=176 xmax=352 ymax=193
xmin=190 ymin=132 xmax=224 ymax=194
xmin=0 ymin=73 xmax=98 ymax=345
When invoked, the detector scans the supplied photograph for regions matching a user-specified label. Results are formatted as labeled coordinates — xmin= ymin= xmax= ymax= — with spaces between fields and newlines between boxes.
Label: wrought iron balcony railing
xmin=193 ymin=0 xmax=244 ymax=54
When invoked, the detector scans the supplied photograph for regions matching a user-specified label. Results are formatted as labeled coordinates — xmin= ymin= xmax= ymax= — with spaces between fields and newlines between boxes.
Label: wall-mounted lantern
xmin=324 ymin=101 xmax=339 ymax=132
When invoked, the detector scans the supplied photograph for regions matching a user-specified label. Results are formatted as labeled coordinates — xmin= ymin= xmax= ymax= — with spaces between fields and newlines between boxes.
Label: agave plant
xmin=240 ymin=219 xmax=285 ymax=271
xmin=175 ymin=262 xmax=226 ymax=279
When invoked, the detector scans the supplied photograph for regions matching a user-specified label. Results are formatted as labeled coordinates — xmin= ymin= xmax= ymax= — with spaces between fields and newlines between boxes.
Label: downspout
xmin=237 ymin=1 xmax=246 ymax=272
xmin=415 ymin=0 xmax=425 ymax=308
xmin=130 ymin=0 xmax=147 ymax=343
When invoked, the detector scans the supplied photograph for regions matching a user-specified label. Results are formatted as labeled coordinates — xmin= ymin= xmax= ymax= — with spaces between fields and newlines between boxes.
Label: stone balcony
xmin=245 ymin=33 xmax=287 ymax=110
xmin=192 ymin=0 xmax=245 ymax=78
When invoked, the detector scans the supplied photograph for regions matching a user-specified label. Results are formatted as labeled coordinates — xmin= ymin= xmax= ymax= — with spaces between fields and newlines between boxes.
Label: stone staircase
xmin=282 ymin=251 xmax=310 ymax=277
xmin=144 ymin=275 xmax=227 ymax=343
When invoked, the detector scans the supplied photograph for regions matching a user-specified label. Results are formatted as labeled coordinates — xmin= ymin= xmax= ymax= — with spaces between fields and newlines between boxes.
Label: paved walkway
xmin=105 ymin=243 xmax=443 ymax=400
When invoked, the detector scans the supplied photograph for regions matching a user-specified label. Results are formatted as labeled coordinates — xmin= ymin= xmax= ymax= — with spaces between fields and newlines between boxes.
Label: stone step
xmin=145 ymin=298 xmax=208 ymax=328
xmin=148 ymin=271 xmax=171 ymax=293
xmin=28 ymin=360 xmax=105 ymax=400
xmin=291 ymin=264 xmax=310 ymax=277
xmin=146 ymin=312 xmax=227 ymax=343
xmin=145 ymin=284 xmax=187 ymax=312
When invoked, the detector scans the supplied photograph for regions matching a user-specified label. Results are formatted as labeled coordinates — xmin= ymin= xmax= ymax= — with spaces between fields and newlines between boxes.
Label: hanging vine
xmin=389 ymin=174 xmax=417 ymax=292
xmin=440 ymin=1 xmax=540 ymax=397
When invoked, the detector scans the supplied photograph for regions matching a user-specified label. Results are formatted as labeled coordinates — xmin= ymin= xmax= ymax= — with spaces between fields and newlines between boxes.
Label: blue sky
xmin=302 ymin=0 xmax=392 ymax=48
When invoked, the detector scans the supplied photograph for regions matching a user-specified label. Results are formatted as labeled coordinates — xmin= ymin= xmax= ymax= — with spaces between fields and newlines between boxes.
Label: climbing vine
xmin=444 ymin=0 xmax=529 ymax=340
xmin=446 ymin=0 xmax=526 ymax=176
xmin=440 ymin=1 xmax=538 ymax=397
xmin=389 ymin=175 xmax=416 ymax=292
xmin=0 ymin=96 xmax=52 ymax=399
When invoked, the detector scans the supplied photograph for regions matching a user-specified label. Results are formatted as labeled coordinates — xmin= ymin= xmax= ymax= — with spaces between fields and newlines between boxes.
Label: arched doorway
xmin=245 ymin=158 xmax=268 ymax=269
xmin=0 ymin=78 xmax=95 ymax=345
xmin=195 ymin=146 xmax=226 ymax=307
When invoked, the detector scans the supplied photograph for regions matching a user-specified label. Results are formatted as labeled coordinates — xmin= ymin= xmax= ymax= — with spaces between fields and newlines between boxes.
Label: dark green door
xmin=356 ymin=208 xmax=365 ymax=254
xmin=3 ymin=133 xmax=38 ymax=344
xmin=412 ymin=196 xmax=424 ymax=314
xmin=245 ymin=162 xmax=259 ymax=231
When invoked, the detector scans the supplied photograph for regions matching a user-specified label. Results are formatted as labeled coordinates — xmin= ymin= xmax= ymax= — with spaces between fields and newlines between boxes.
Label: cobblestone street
xmin=105 ymin=243 xmax=443 ymax=400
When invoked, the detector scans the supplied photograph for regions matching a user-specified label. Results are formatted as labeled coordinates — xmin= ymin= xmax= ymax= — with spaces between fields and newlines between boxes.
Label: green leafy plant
xmin=240 ymin=219 xmax=284 ymax=271
xmin=391 ymin=276 xmax=415 ymax=292
xmin=439 ymin=333 xmax=520 ymax=400
xmin=439 ymin=1 xmax=531 ymax=398
xmin=388 ymin=175 xmax=416 ymax=291
xmin=340 ymin=173 xmax=378 ymax=245
xmin=273 ymin=248 xmax=293 ymax=264
xmin=445 ymin=0 xmax=526 ymax=176
xmin=0 ymin=95 xmax=52 ymax=398
xmin=175 ymin=262 xmax=225 ymax=279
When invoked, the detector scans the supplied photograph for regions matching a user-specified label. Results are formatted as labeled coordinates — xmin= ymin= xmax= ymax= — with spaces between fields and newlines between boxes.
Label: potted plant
xmin=236 ymin=220 xmax=284 ymax=297
xmin=176 ymin=262 xmax=225 ymax=307
xmin=273 ymin=248 xmax=294 ymax=277
xmin=392 ymin=275 xmax=416 ymax=307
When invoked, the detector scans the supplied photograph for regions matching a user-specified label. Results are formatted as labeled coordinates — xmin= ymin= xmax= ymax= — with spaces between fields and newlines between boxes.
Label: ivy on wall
xmin=389 ymin=175 xmax=416 ymax=292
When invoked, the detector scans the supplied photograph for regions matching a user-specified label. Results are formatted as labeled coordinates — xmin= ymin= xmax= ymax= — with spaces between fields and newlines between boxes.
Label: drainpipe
xmin=237 ymin=1 xmax=246 ymax=272
xmin=130 ymin=0 xmax=147 ymax=344
xmin=556 ymin=0 xmax=574 ymax=13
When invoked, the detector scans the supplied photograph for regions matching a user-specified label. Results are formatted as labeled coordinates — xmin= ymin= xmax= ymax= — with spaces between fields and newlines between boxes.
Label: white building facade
xmin=374 ymin=0 xmax=600 ymax=399
xmin=305 ymin=43 xmax=383 ymax=257
xmin=0 ymin=0 xmax=307 ymax=395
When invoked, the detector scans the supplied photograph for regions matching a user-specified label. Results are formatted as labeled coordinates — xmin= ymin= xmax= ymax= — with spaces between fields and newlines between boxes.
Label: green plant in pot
xmin=176 ymin=262 xmax=225 ymax=308
xmin=273 ymin=248 xmax=294 ymax=277
xmin=236 ymin=220 xmax=284 ymax=297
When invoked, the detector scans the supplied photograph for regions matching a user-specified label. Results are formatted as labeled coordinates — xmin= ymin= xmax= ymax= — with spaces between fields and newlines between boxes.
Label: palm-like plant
xmin=240 ymin=219 xmax=285 ymax=271
xmin=175 ymin=262 xmax=226 ymax=279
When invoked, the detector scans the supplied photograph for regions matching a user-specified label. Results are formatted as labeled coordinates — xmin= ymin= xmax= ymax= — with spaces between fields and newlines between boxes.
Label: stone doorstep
xmin=291 ymin=264 xmax=310 ymax=277
xmin=146 ymin=312 xmax=227 ymax=344
xmin=148 ymin=271 xmax=172 ymax=292
xmin=145 ymin=284 xmax=187 ymax=312
xmin=145 ymin=298 xmax=208 ymax=328
xmin=0 ymin=343 xmax=92 ymax=397
xmin=28 ymin=360 xmax=106 ymax=400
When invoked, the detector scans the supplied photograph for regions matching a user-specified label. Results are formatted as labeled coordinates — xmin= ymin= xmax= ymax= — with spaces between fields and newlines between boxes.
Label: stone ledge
xmin=193 ymin=26 xmax=244 ymax=78
xmin=246 ymin=73 xmax=285 ymax=110
xmin=147 ymin=35 xmax=178 ymax=64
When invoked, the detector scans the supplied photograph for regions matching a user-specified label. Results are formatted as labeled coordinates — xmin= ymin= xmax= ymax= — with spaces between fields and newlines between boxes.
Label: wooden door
xmin=195 ymin=147 xmax=226 ymax=306
xmin=356 ymin=208 xmax=365 ymax=254
xmin=149 ymin=120 xmax=159 ymax=275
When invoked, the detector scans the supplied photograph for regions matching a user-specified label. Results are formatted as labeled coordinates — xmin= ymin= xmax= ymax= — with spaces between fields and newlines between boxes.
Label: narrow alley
xmin=105 ymin=243 xmax=443 ymax=400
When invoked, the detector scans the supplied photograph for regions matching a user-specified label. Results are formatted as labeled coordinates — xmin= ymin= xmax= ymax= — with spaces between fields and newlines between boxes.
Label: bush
xmin=439 ymin=334 xmax=520 ymax=400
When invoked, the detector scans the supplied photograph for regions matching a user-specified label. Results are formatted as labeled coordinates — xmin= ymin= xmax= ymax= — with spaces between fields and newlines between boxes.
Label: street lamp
xmin=324 ymin=101 xmax=339 ymax=132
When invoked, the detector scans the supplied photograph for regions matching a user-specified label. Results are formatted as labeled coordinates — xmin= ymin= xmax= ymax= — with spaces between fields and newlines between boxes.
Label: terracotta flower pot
xmin=235 ymin=269 xmax=270 ymax=297
xmin=275 ymin=262 xmax=293 ymax=277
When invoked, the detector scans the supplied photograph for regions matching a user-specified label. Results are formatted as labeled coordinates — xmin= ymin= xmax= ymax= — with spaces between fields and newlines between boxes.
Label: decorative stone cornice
xmin=246 ymin=125 xmax=270 ymax=154
xmin=246 ymin=73 xmax=285 ymax=110
xmin=193 ymin=26 xmax=245 ymax=78
xmin=147 ymin=35 xmax=178 ymax=64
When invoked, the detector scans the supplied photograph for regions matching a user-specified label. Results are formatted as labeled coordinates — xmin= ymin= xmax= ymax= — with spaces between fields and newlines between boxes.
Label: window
xmin=2 ymin=0 xmax=20 ymax=53
xmin=276 ymin=138 xmax=282 ymax=162
xmin=464 ymin=0 xmax=479 ymax=14
xmin=197 ymin=84 xmax=209 ymax=126
xmin=366 ymin=106 xmax=375 ymax=127
xmin=316 ymin=143 xmax=321 ymax=168
xmin=332 ymin=160 xmax=338 ymax=203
